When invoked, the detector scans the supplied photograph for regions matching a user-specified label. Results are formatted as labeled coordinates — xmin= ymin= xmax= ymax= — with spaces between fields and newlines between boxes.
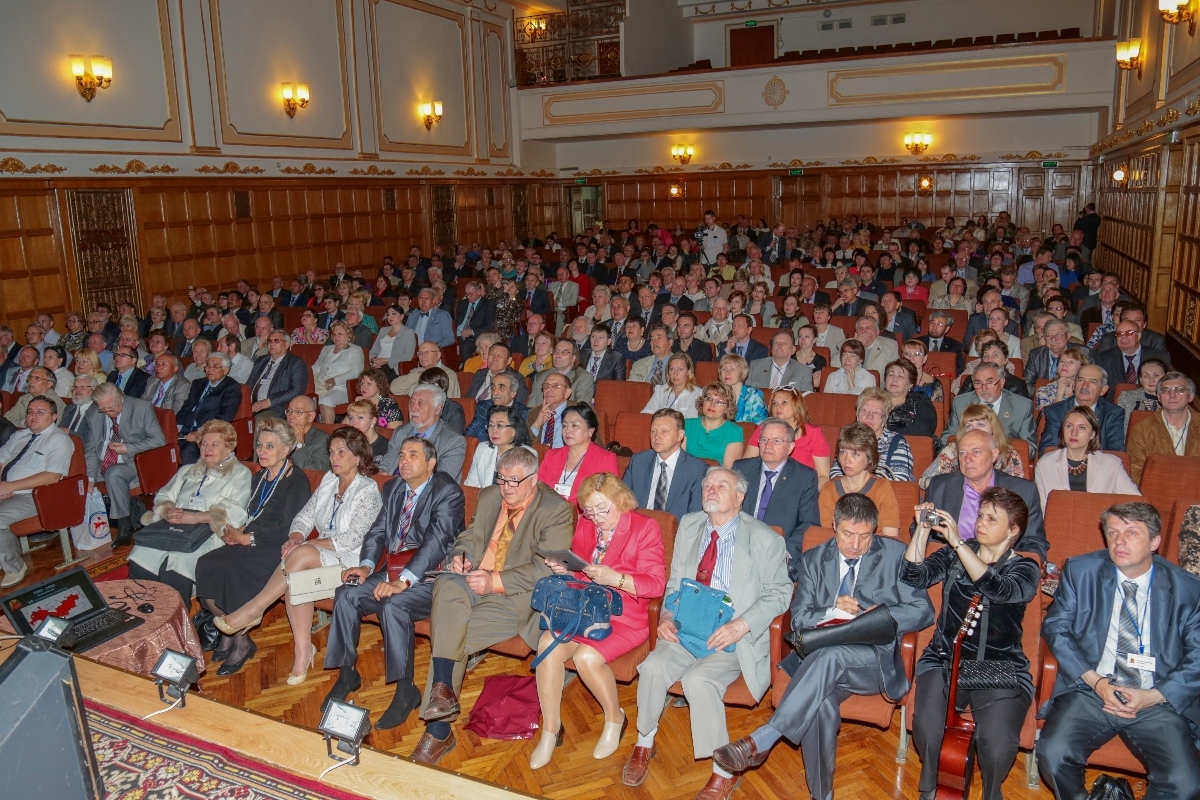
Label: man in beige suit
xmin=410 ymin=447 xmax=574 ymax=765
xmin=623 ymin=468 xmax=791 ymax=800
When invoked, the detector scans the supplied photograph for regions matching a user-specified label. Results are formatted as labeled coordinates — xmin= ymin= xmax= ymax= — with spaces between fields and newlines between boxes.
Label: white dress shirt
xmin=1097 ymin=567 xmax=1154 ymax=689
xmin=647 ymin=447 xmax=681 ymax=507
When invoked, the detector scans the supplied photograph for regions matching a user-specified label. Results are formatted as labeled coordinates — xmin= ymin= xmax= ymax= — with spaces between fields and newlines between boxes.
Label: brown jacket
xmin=1128 ymin=411 xmax=1200 ymax=482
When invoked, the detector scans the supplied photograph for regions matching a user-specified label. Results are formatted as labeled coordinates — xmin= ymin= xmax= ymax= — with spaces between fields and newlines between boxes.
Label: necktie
xmin=478 ymin=376 xmax=492 ymax=401
xmin=590 ymin=355 xmax=601 ymax=380
xmin=649 ymin=359 xmax=665 ymax=385
xmin=756 ymin=470 xmax=777 ymax=520
xmin=771 ymin=364 xmax=784 ymax=390
xmin=696 ymin=529 xmax=719 ymax=586
xmin=527 ymin=290 xmax=534 ymax=306
xmin=838 ymin=558 xmax=859 ymax=597
xmin=543 ymin=411 xmax=556 ymax=445
xmin=258 ymin=360 xmax=276 ymax=399
xmin=182 ymin=340 xmax=192 ymax=359
xmin=392 ymin=489 xmax=416 ymax=552
xmin=100 ymin=421 xmax=121 ymax=473
xmin=1125 ymin=355 xmax=1137 ymax=384
xmin=737 ymin=343 xmax=745 ymax=357
xmin=116 ymin=372 xmax=126 ymax=390
xmin=931 ymin=338 xmax=941 ymax=352
xmin=1113 ymin=580 xmax=1143 ymax=686
xmin=1 ymin=433 xmax=38 ymax=481
xmin=153 ymin=382 xmax=167 ymax=407
xmin=492 ymin=506 xmax=518 ymax=571
xmin=1048 ymin=355 xmax=1058 ymax=379
xmin=653 ymin=459 xmax=670 ymax=511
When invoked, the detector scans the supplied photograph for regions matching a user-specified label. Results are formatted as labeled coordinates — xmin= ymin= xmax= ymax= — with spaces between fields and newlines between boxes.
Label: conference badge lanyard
xmin=186 ymin=454 xmax=234 ymax=510
xmin=246 ymin=461 xmax=289 ymax=526
xmin=1118 ymin=566 xmax=1156 ymax=674
xmin=555 ymin=453 xmax=584 ymax=500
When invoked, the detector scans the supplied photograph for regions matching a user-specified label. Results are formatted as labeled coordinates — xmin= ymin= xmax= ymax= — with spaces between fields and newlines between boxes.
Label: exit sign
xmin=745 ymin=20 xmax=757 ymax=26
xmin=575 ymin=178 xmax=588 ymax=184
xmin=1041 ymin=160 xmax=1059 ymax=168
xmin=789 ymin=168 xmax=804 ymax=176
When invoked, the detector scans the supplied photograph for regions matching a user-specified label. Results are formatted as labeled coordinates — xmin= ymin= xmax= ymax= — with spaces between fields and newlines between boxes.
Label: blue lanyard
xmin=248 ymin=462 xmax=288 ymax=521
xmin=1118 ymin=566 xmax=1152 ymax=654
xmin=328 ymin=493 xmax=345 ymax=531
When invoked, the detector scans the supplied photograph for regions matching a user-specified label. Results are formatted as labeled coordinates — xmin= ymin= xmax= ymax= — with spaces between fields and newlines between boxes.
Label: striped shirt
xmin=704 ymin=514 xmax=740 ymax=593
xmin=828 ymin=429 xmax=914 ymax=483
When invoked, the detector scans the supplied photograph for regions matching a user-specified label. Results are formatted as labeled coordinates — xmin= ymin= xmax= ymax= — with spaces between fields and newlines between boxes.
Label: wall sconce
xmin=668 ymin=181 xmax=685 ymax=199
xmin=523 ymin=17 xmax=549 ymax=41
xmin=282 ymin=82 xmax=310 ymax=118
xmin=1117 ymin=39 xmax=1143 ymax=78
xmin=916 ymin=174 xmax=935 ymax=195
xmin=671 ymin=145 xmax=694 ymax=164
xmin=1161 ymin=0 xmax=1196 ymax=35
xmin=904 ymin=133 xmax=932 ymax=155
xmin=421 ymin=101 xmax=443 ymax=130
xmin=69 ymin=55 xmax=112 ymax=102
xmin=1112 ymin=166 xmax=1128 ymax=184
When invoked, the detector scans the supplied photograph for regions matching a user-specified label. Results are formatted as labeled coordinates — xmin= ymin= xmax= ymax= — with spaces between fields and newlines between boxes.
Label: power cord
xmin=142 ymin=694 xmax=183 ymax=721
xmin=318 ymin=754 xmax=356 ymax=782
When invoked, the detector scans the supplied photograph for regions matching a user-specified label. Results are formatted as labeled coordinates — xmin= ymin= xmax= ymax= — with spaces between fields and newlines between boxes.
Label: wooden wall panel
xmin=526 ymin=183 xmax=566 ymax=238
xmin=0 ymin=183 xmax=71 ymax=335
xmin=1168 ymin=137 xmax=1200 ymax=358
xmin=1094 ymin=150 xmax=1159 ymax=303
xmin=455 ymin=184 xmax=510 ymax=248
xmin=598 ymin=176 xmax=771 ymax=233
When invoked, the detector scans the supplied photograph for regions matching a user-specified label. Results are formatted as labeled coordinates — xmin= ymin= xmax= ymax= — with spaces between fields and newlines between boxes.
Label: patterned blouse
xmin=292 ymin=326 xmax=329 ymax=345
xmin=375 ymin=396 xmax=404 ymax=427
xmin=734 ymin=383 xmax=768 ymax=424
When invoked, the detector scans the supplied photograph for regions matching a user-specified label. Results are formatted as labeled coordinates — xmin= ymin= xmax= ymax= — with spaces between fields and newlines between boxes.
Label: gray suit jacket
xmin=943 ymin=390 xmax=1036 ymax=455
xmin=291 ymin=426 xmax=330 ymax=472
xmin=379 ymin=420 xmax=465 ymax=481
xmin=82 ymin=396 xmax=166 ymax=482
xmin=746 ymin=357 xmax=814 ymax=392
xmin=530 ymin=366 xmax=594 ymax=406
xmin=60 ymin=402 xmax=100 ymax=440
xmin=156 ymin=375 xmax=192 ymax=414
xmin=669 ymin=511 xmax=792 ymax=700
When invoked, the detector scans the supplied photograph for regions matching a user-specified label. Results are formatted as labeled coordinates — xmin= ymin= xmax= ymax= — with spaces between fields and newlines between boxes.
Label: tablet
xmin=537 ymin=549 xmax=589 ymax=572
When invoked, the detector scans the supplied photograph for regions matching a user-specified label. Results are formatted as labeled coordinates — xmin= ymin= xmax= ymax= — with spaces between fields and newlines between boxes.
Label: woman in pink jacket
xmin=537 ymin=404 xmax=619 ymax=503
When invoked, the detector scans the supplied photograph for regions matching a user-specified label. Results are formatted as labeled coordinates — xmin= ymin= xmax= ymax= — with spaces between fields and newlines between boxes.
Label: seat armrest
xmin=647 ymin=597 xmax=662 ymax=652
xmin=31 ymin=476 xmax=87 ymax=531
xmin=900 ymin=631 xmax=918 ymax=681
xmin=770 ymin=609 xmax=791 ymax=666
xmin=1037 ymin=640 xmax=1059 ymax=716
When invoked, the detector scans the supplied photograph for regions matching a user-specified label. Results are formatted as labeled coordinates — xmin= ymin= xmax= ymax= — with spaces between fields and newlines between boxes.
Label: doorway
xmin=570 ymin=185 xmax=603 ymax=235
xmin=729 ymin=25 xmax=776 ymax=67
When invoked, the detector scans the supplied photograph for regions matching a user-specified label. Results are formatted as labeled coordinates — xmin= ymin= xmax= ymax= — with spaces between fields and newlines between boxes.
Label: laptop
xmin=2 ymin=567 xmax=144 ymax=652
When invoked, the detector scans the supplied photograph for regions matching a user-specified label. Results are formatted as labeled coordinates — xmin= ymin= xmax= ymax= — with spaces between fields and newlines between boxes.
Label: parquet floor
xmin=21 ymin=544 xmax=1146 ymax=800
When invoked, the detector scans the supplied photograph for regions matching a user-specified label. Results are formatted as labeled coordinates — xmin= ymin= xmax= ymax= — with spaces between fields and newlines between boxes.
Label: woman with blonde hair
xmin=344 ymin=399 xmax=390 ymax=465
xmin=585 ymin=285 xmax=613 ymax=325
xmin=314 ymin=320 xmax=365 ymax=423
xmin=1035 ymin=346 xmax=1089 ymax=412
xmin=530 ymin=473 xmax=665 ymax=769
xmin=520 ymin=330 xmax=556 ymax=376
xmin=72 ymin=348 xmax=107 ymax=384
xmin=920 ymin=404 xmax=1026 ymax=489
xmin=743 ymin=386 xmax=832 ymax=486
xmin=718 ymin=353 xmax=767 ymax=423
xmin=683 ymin=382 xmax=745 ymax=467
xmin=642 ymin=352 xmax=702 ymax=417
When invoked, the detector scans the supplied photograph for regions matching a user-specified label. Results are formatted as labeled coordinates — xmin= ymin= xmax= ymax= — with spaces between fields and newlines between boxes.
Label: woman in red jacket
xmin=530 ymin=472 xmax=666 ymax=770
xmin=537 ymin=404 xmax=619 ymax=502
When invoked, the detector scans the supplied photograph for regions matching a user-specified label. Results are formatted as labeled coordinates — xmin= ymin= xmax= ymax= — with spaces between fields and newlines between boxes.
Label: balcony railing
xmin=515 ymin=1 xmax=624 ymax=86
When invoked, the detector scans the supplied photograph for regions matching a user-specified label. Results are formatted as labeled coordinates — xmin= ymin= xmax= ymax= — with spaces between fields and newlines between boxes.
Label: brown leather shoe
xmin=422 ymin=682 xmax=460 ymax=721
xmin=410 ymin=731 xmax=457 ymax=765
xmin=712 ymin=736 xmax=768 ymax=773
xmin=621 ymin=744 xmax=656 ymax=787
xmin=695 ymin=772 xmax=742 ymax=800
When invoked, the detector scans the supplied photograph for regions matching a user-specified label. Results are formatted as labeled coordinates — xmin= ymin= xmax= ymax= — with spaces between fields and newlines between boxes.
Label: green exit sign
xmin=1041 ymin=160 xmax=1059 ymax=168
xmin=789 ymin=168 xmax=804 ymax=176
xmin=745 ymin=20 xmax=757 ymax=27
xmin=575 ymin=178 xmax=588 ymax=184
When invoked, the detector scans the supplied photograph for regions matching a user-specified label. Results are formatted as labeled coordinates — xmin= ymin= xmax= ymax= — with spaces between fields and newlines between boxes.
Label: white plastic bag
xmin=70 ymin=489 xmax=111 ymax=550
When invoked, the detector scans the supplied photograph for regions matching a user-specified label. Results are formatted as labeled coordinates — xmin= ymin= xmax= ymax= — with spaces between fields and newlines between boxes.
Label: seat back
xmin=292 ymin=344 xmax=325 ymax=368
xmin=805 ymin=393 xmax=858 ymax=427
xmin=303 ymin=469 xmax=325 ymax=493
xmin=154 ymin=408 xmax=179 ymax=445
xmin=1139 ymin=454 xmax=1200 ymax=519
xmin=1043 ymin=490 xmax=1144 ymax=563
xmin=908 ymin=436 xmax=934 ymax=478
xmin=612 ymin=412 xmax=654 ymax=452
xmin=891 ymin=480 xmax=920 ymax=534
xmin=134 ymin=444 xmax=180 ymax=497
xmin=464 ymin=484 xmax=480 ymax=526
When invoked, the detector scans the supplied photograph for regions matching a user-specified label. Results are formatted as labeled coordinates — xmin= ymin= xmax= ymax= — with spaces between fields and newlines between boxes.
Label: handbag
xmin=662 ymin=578 xmax=736 ymax=659
xmin=529 ymin=574 xmax=622 ymax=669
xmin=285 ymin=564 xmax=344 ymax=604
xmin=786 ymin=604 xmax=898 ymax=659
xmin=464 ymin=675 xmax=541 ymax=741
xmin=133 ymin=519 xmax=214 ymax=553
xmin=944 ymin=555 xmax=1023 ymax=692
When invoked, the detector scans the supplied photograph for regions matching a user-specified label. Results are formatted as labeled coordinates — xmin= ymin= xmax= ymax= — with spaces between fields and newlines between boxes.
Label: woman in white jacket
xmin=314 ymin=321 xmax=365 ymax=422
xmin=642 ymin=353 xmax=702 ymax=418
xmin=1034 ymin=405 xmax=1140 ymax=513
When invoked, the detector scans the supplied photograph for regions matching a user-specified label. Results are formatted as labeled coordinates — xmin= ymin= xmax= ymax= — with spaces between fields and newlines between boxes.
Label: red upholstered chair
xmin=806 ymin=393 xmax=858 ymax=427
xmin=1138 ymin=455 xmax=1200 ymax=521
xmin=10 ymin=434 xmax=90 ymax=570
xmin=133 ymin=444 xmax=181 ymax=498
xmin=908 ymin=437 xmax=934 ymax=479
xmin=613 ymin=412 xmax=654 ymax=453
xmin=291 ymin=344 xmax=325 ymax=368
xmin=154 ymin=408 xmax=179 ymax=445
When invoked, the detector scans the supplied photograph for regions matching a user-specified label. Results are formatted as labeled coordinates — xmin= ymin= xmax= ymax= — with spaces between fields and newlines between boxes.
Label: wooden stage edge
xmin=1 ymin=645 xmax=529 ymax=800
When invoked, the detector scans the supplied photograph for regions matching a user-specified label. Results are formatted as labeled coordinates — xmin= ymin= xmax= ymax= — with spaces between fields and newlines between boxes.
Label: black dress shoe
xmin=216 ymin=641 xmax=257 ymax=676
xmin=212 ymin=647 xmax=230 ymax=663
xmin=321 ymin=668 xmax=363 ymax=713
xmin=111 ymin=530 xmax=134 ymax=548
xmin=376 ymin=681 xmax=422 ymax=730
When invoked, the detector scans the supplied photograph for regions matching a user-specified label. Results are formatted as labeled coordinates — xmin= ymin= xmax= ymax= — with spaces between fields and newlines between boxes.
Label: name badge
xmin=553 ymin=483 xmax=572 ymax=499
xmin=185 ymin=495 xmax=207 ymax=511
xmin=1126 ymin=652 xmax=1156 ymax=672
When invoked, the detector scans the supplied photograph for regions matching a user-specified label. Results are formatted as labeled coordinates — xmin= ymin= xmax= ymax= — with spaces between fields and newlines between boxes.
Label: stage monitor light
xmin=151 ymin=649 xmax=200 ymax=706
xmin=33 ymin=615 xmax=75 ymax=648
xmin=319 ymin=699 xmax=371 ymax=765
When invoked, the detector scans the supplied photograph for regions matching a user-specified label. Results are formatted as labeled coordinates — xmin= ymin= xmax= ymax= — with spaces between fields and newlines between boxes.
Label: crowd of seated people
xmin=2 ymin=204 xmax=1200 ymax=800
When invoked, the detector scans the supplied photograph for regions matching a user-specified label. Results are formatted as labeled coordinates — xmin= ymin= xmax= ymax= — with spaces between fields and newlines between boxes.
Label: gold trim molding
xmin=828 ymin=54 xmax=1066 ymax=106
xmin=90 ymin=160 xmax=178 ymax=174
xmin=196 ymin=161 xmax=265 ymax=174
xmin=529 ymin=169 xmax=556 ymax=177
xmin=542 ymin=81 xmax=724 ymax=126
xmin=699 ymin=162 xmax=753 ymax=171
xmin=634 ymin=166 xmax=685 ymax=174
xmin=917 ymin=154 xmax=981 ymax=163
xmin=999 ymin=151 xmax=1068 ymax=160
xmin=493 ymin=168 xmax=525 ymax=176
xmin=281 ymin=163 xmax=337 ymax=175
xmin=1158 ymin=109 xmax=1181 ymax=127
xmin=350 ymin=165 xmax=397 ymax=175
xmin=762 ymin=76 xmax=788 ymax=110
xmin=483 ymin=23 xmax=511 ymax=161
xmin=840 ymin=156 xmax=902 ymax=165
xmin=0 ymin=157 xmax=66 ymax=174
xmin=454 ymin=167 xmax=489 ymax=176
xmin=405 ymin=166 xmax=445 ymax=175
xmin=767 ymin=159 xmax=824 ymax=167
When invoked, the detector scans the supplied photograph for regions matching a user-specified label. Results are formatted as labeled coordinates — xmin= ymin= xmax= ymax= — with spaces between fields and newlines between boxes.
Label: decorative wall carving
xmin=65 ymin=190 xmax=144 ymax=314
xmin=280 ymin=163 xmax=337 ymax=175
xmin=635 ymin=166 xmax=685 ymax=174
xmin=349 ymin=166 xmax=397 ymax=176
xmin=494 ymin=168 xmax=526 ymax=177
xmin=840 ymin=156 xmax=902 ymax=165
xmin=432 ymin=185 xmax=457 ymax=250
xmin=511 ymin=185 xmax=529 ymax=236
xmin=196 ymin=161 xmax=266 ymax=175
xmin=574 ymin=169 xmax=620 ymax=176
xmin=90 ymin=160 xmax=178 ymax=175
xmin=699 ymin=162 xmax=753 ymax=171
xmin=1158 ymin=109 xmax=1181 ymax=127
xmin=999 ymin=151 xmax=1069 ymax=160
xmin=0 ymin=157 xmax=66 ymax=174
xmin=454 ymin=167 xmax=489 ymax=176
xmin=762 ymin=76 xmax=789 ymax=109
xmin=917 ymin=154 xmax=981 ymax=163
xmin=767 ymin=159 xmax=825 ymax=167
xmin=405 ymin=166 xmax=445 ymax=176
xmin=529 ymin=169 xmax=557 ymax=177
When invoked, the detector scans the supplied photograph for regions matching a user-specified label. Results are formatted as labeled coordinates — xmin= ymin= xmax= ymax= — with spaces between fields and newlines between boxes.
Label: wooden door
xmin=729 ymin=26 xmax=776 ymax=67
xmin=65 ymin=189 xmax=145 ymax=313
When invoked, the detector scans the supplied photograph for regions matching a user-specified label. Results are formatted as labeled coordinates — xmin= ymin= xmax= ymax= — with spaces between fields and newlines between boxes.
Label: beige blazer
xmin=1033 ymin=449 xmax=1140 ymax=513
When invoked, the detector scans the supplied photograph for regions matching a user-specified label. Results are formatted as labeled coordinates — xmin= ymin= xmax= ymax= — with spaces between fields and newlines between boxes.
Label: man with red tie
xmin=623 ymin=468 xmax=791 ymax=800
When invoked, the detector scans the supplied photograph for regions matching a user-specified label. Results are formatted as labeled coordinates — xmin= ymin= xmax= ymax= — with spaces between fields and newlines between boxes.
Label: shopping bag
xmin=464 ymin=675 xmax=541 ymax=740
xmin=70 ymin=489 xmax=111 ymax=550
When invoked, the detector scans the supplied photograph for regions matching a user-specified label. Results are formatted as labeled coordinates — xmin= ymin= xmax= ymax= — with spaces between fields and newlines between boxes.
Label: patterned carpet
xmin=84 ymin=700 xmax=370 ymax=800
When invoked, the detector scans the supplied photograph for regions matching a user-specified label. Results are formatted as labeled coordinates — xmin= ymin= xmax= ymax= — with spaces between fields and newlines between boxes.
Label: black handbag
xmin=133 ymin=520 xmax=214 ymax=553
xmin=944 ymin=555 xmax=1023 ymax=692
xmin=1087 ymin=775 xmax=1135 ymax=800
xmin=786 ymin=604 xmax=898 ymax=659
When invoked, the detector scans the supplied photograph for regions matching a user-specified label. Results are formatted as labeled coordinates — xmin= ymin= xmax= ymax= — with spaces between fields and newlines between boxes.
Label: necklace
xmin=1067 ymin=457 xmax=1088 ymax=476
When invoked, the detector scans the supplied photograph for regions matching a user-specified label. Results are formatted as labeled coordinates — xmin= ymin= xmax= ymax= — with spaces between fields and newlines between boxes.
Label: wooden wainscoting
xmin=0 ymin=181 xmax=74 ymax=335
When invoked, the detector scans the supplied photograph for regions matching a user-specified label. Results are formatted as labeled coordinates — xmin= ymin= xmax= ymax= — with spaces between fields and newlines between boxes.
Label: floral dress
xmin=375 ymin=396 xmax=404 ymax=427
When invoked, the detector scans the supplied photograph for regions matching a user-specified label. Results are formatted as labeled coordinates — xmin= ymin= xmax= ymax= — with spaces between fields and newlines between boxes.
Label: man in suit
xmin=580 ymin=323 xmax=626 ymax=383
xmin=255 ymin=294 xmax=285 ymax=331
xmin=342 ymin=306 xmax=374 ymax=350
xmin=411 ymin=448 xmax=574 ymax=764
xmin=656 ymin=277 xmax=695 ymax=313
xmin=150 ymin=354 xmax=191 ymax=413
xmin=454 ymin=281 xmax=496 ymax=360
xmin=712 ymin=493 xmax=934 ymax=800
xmin=623 ymin=409 xmax=706 ymax=517
xmin=284 ymin=395 xmax=330 ymax=472
xmin=732 ymin=417 xmax=820 ymax=579
xmin=173 ymin=319 xmax=204 ymax=362
xmin=279 ymin=278 xmax=309 ymax=308
xmin=391 ymin=341 xmax=459 ymax=398
xmin=1093 ymin=320 xmax=1171 ymax=401
xmin=628 ymin=324 xmax=675 ymax=385
xmin=943 ymin=364 xmax=1037 ymax=454
xmin=924 ymin=429 xmax=1047 ymax=560
xmin=856 ymin=316 xmax=900 ymax=375
xmin=1079 ymin=275 xmax=1122 ymax=329
xmin=530 ymin=339 xmax=595 ymax=405
xmin=672 ymin=312 xmax=712 ymax=364
xmin=87 ymin=383 xmax=167 ymax=545
xmin=830 ymin=280 xmax=868 ymax=318
xmin=175 ymin=353 xmax=243 ymax=464
xmin=463 ymin=372 xmax=527 ymax=440
xmin=406 ymin=289 xmax=456 ymax=349
xmin=107 ymin=347 xmax=161 ymax=401
xmin=797 ymin=273 xmax=831 ymax=307
xmin=520 ymin=272 xmax=551 ymax=319
xmin=716 ymin=314 xmax=769 ymax=362
xmin=246 ymin=330 xmax=309 ymax=421
xmin=964 ymin=289 xmax=1019 ymax=344
xmin=623 ymin=468 xmax=792 ymax=799
xmin=1040 ymin=365 xmax=1126 ymax=453
xmin=508 ymin=313 xmax=544 ymax=359
xmin=1092 ymin=305 xmax=1166 ymax=354
xmin=241 ymin=317 xmax=273 ymax=362
xmin=548 ymin=267 xmax=580 ymax=333
xmin=748 ymin=331 xmax=813 ymax=392
xmin=466 ymin=342 xmax=529 ymax=406
xmin=61 ymin=374 xmax=100 ymax=438
xmin=1038 ymin=502 xmax=1200 ymax=798
xmin=527 ymin=372 xmax=573 ymax=448
xmin=1 ymin=346 xmax=39 ymax=394
xmin=914 ymin=311 xmax=965 ymax=375
xmin=880 ymin=292 xmax=920 ymax=340
xmin=1024 ymin=319 xmax=1072 ymax=396
xmin=758 ymin=222 xmax=788 ymax=266
xmin=323 ymin=438 xmax=466 ymax=730
xmin=4 ymin=367 xmax=65 ymax=428
xmin=380 ymin=383 xmax=466 ymax=481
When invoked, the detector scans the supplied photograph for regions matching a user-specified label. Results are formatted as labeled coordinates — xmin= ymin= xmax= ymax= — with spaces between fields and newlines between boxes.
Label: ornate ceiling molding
xmin=196 ymin=161 xmax=265 ymax=174
xmin=90 ymin=159 xmax=178 ymax=174
xmin=493 ymin=168 xmax=525 ymax=176
xmin=529 ymin=169 xmax=557 ymax=177
xmin=405 ymin=166 xmax=445 ymax=176
xmin=454 ymin=167 xmax=489 ymax=176
xmin=349 ymin=165 xmax=396 ymax=176
xmin=0 ymin=157 xmax=66 ymax=175
xmin=280 ymin=163 xmax=336 ymax=175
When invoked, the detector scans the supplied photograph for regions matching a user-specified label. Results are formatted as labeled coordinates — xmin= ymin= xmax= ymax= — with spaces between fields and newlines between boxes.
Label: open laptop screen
xmin=2 ymin=567 xmax=106 ymax=635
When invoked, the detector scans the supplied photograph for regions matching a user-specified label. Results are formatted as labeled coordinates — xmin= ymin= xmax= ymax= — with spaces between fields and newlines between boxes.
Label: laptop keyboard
xmin=71 ymin=609 xmax=128 ymax=639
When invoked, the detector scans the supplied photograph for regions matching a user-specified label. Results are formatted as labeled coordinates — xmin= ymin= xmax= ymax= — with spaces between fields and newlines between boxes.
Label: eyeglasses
xmin=859 ymin=409 xmax=885 ymax=421
xmin=486 ymin=422 xmax=513 ymax=431
xmin=760 ymin=437 xmax=790 ymax=447
xmin=285 ymin=408 xmax=314 ymax=416
xmin=703 ymin=396 xmax=728 ymax=405
xmin=580 ymin=501 xmax=614 ymax=519
xmin=1115 ymin=331 xmax=1139 ymax=338
xmin=1160 ymin=386 xmax=1191 ymax=396
xmin=494 ymin=473 xmax=535 ymax=488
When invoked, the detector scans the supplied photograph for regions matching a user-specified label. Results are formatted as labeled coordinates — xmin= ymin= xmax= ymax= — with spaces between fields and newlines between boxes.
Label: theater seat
xmin=10 ymin=434 xmax=89 ymax=570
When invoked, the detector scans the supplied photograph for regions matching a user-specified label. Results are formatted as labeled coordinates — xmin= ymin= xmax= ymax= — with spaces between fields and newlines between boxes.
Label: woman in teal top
xmin=684 ymin=382 xmax=745 ymax=468
xmin=718 ymin=354 xmax=767 ymax=424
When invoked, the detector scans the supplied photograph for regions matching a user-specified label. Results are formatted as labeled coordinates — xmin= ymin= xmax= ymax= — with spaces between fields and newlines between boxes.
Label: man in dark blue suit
xmin=622 ymin=409 xmax=706 ymax=519
xmin=757 ymin=222 xmax=788 ymax=266
xmin=1039 ymin=365 xmax=1126 ymax=453
xmin=246 ymin=331 xmax=309 ymax=421
xmin=520 ymin=273 xmax=551 ymax=319
xmin=716 ymin=314 xmax=769 ymax=362
xmin=731 ymin=417 xmax=820 ymax=580
xmin=175 ymin=353 xmax=243 ymax=464
xmin=1038 ymin=502 xmax=1200 ymax=799
xmin=453 ymin=281 xmax=496 ymax=360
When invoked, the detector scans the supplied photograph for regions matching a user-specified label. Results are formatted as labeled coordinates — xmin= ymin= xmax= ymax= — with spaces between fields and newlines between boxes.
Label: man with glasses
xmin=176 ymin=353 xmax=242 ymax=464
xmin=528 ymin=373 xmax=572 ymax=448
xmin=1129 ymin=372 xmax=1200 ymax=482
xmin=107 ymin=346 xmax=161 ymax=401
xmin=0 ymin=396 xmax=74 ymax=586
xmin=1092 ymin=303 xmax=1165 ymax=354
xmin=530 ymin=338 xmax=594 ymax=405
xmin=944 ymin=363 xmax=1036 ymax=455
xmin=391 ymin=341 xmax=459 ymax=397
xmin=4 ymin=366 xmax=65 ymax=428
xmin=151 ymin=354 xmax=191 ymax=413
xmin=1040 ymin=364 xmax=1126 ymax=454
xmin=246 ymin=330 xmax=307 ymax=421
xmin=463 ymin=373 xmax=527 ymax=440
xmin=85 ymin=383 xmax=166 ymax=546
xmin=2 ymin=346 xmax=41 ymax=394
xmin=1094 ymin=319 xmax=1171 ymax=402
xmin=284 ymin=396 xmax=330 ymax=472
xmin=61 ymin=374 xmax=99 ymax=437
xmin=748 ymin=331 xmax=812 ymax=392
xmin=467 ymin=342 xmax=529 ymax=406
xmin=381 ymin=384 xmax=465 ymax=481
xmin=322 ymin=437 xmax=465 ymax=731
xmin=411 ymin=447 xmax=573 ymax=765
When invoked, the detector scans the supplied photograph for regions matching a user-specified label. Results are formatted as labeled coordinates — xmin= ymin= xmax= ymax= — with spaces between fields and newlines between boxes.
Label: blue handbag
xmin=529 ymin=575 xmax=623 ymax=669
xmin=663 ymin=578 xmax=737 ymax=659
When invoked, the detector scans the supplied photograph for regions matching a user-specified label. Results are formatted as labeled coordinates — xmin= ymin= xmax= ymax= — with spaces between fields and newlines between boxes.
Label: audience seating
xmin=1138 ymin=454 xmax=1200 ymax=518
xmin=807 ymin=394 xmax=858 ymax=427
xmin=9 ymin=434 xmax=89 ymax=570
xmin=1043 ymin=490 xmax=1144 ymax=564
xmin=1163 ymin=497 xmax=1199 ymax=564
xmin=133 ymin=444 xmax=180 ymax=498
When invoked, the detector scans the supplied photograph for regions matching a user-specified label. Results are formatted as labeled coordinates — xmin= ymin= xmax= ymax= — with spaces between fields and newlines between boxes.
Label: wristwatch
xmin=247 ymin=533 xmax=256 ymax=547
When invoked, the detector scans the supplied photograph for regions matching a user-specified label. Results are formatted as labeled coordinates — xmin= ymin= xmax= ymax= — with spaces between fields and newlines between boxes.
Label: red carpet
xmin=85 ymin=699 xmax=371 ymax=800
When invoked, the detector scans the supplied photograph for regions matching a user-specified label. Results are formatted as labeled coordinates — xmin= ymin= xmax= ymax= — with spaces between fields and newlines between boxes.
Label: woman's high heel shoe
xmin=593 ymin=710 xmax=627 ymax=759
xmin=286 ymin=648 xmax=316 ymax=686
xmin=529 ymin=726 xmax=564 ymax=770
xmin=214 ymin=613 xmax=263 ymax=636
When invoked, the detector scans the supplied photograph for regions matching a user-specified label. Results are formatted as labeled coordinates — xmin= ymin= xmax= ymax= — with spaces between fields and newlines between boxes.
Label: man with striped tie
xmin=322 ymin=436 xmax=465 ymax=730
xmin=527 ymin=372 xmax=572 ymax=448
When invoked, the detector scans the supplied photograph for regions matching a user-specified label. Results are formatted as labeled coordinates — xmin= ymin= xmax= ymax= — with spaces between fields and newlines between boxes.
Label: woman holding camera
xmin=901 ymin=487 xmax=1039 ymax=800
